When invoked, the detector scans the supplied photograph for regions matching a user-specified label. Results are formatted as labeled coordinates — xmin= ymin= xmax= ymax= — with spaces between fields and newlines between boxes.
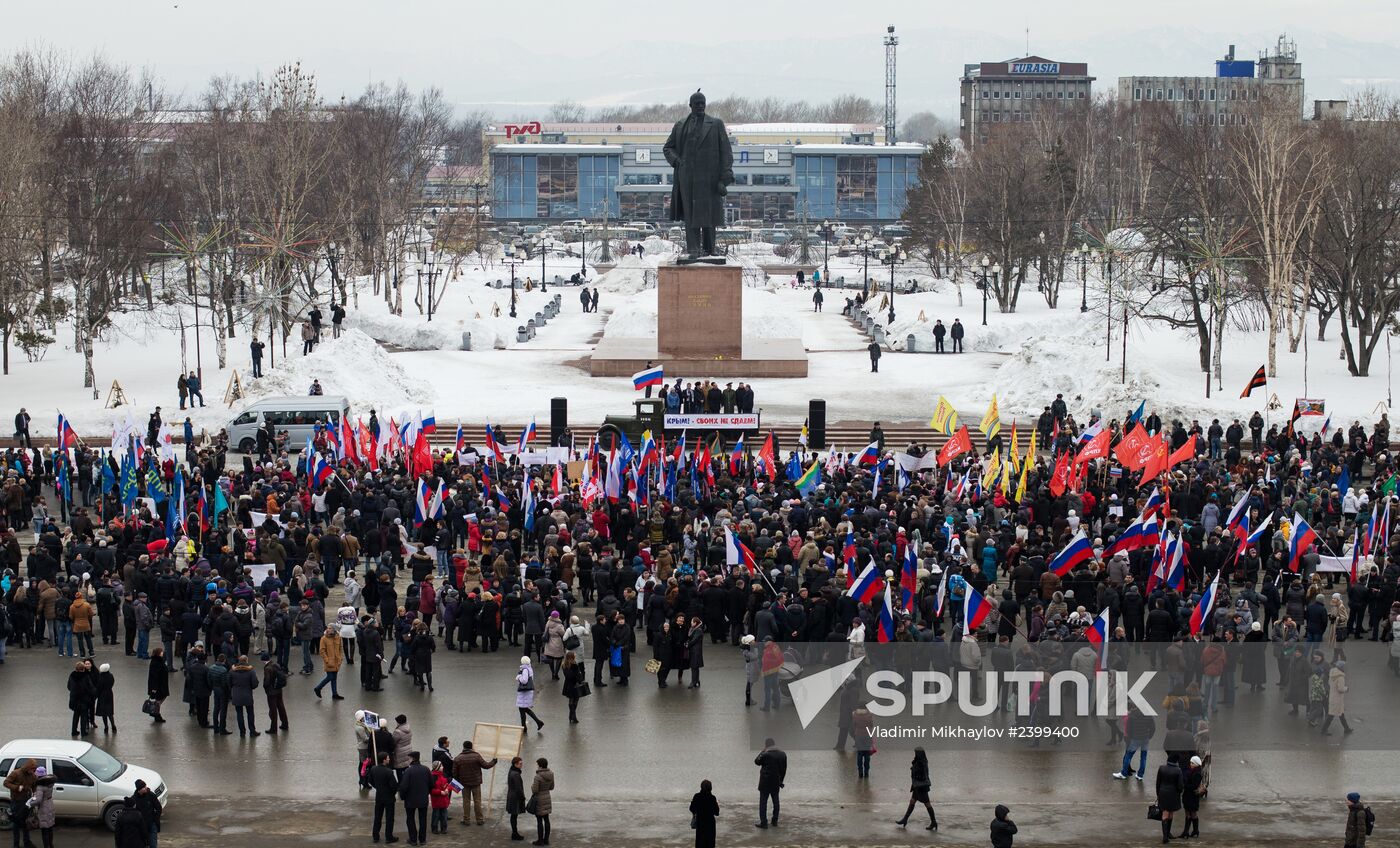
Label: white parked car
xmin=0 ymin=740 xmax=167 ymax=831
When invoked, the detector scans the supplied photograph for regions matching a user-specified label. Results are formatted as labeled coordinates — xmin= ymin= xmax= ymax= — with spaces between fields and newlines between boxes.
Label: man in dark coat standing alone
xmin=663 ymin=91 xmax=734 ymax=260
xmin=399 ymin=752 xmax=433 ymax=845
xmin=754 ymin=737 xmax=787 ymax=829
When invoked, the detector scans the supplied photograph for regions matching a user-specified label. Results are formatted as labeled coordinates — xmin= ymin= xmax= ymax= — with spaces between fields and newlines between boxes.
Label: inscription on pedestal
xmin=658 ymin=264 xmax=743 ymax=360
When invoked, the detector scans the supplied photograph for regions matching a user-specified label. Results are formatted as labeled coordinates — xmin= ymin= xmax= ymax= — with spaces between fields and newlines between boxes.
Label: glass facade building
xmin=491 ymin=142 xmax=921 ymax=223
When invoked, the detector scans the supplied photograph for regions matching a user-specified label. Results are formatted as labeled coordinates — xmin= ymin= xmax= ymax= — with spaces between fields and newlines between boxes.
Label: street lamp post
xmin=532 ymin=233 xmax=550 ymax=293
xmin=505 ymin=241 xmax=524 ymax=319
xmin=978 ymin=256 xmax=990 ymax=325
xmin=857 ymin=230 xmax=876 ymax=297
xmin=885 ymin=246 xmax=905 ymax=325
xmin=415 ymin=242 xmax=441 ymax=322
xmin=1074 ymin=243 xmax=1088 ymax=312
xmin=1103 ymin=250 xmax=1114 ymax=361
xmin=820 ymin=220 xmax=832 ymax=283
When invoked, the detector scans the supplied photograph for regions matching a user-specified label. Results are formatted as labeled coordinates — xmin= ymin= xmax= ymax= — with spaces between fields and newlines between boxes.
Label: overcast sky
xmin=7 ymin=1 xmax=1399 ymax=118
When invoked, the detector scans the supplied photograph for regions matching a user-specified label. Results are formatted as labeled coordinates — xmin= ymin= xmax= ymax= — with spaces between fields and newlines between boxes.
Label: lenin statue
xmin=663 ymin=91 xmax=734 ymax=262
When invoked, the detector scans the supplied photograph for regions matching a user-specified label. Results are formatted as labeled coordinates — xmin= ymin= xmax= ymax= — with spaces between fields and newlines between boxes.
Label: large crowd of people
xmin=0 ymin=397 xmax=1392 ymax=847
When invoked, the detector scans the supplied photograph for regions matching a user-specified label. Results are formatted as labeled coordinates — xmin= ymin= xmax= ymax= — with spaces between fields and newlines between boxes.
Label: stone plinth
xmin=657 ymin=264 xmax=743 ymax=359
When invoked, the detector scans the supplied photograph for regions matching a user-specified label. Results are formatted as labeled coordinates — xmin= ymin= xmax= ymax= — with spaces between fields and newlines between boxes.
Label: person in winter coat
xmin=506 ymin=757 xmax=527 ymax=840
xmin=228 ymin=655 xmax=260 ymax=737
xmin=30 ymin=767 xmax=55 ymax=848
xmin=314 ymin=623 xmax=345 ymax=699
xmin=95 ymin=663 xmax=117 ymax=732
xmin=142 ymin=647 xmax=168 ymax=725
xmin=740 ymin=634 xmax=760 ymax=706
xmin=990 ymin=804 xmax=1017 ymax=848
xmin=542 ymin=611 xmax=567 ymax=680
xmin=429 ymin=761 xmax=452 ymax=834
xmin=409 ymin=621 xmax=436 ymax=692
xmin=895 ymin=746 xmax=937 ymax=829
xmin=530 ymin=758 xmax=555 ymax=845
xmin=67 ymin=660 xmax=96 ymax=735
xmin=1322 ymin=660 xmax=1354 ymax=735
xmin=516 ymin=657 xmax=544 ymax=731
xmin=1155 ymin=757 xmax=1184 ymax=843
xmin=113 ymin=797 xmax=149 ymax=848
xmin=398 ymin=752 xmax=433 ymax=846
xmin=754 ymin=738 xmax=786 ymax=828
xmin=263 ymin=656 xmax=289 ymax=733
xmin=561 ymin=652 xmax=586 ymax=724
xmin=686 ymin=616 xmax=705 ymax=688
xmin=391 ymin=715 xmax=414 ymax=772
xmin=689 ymin=779 xmax=721 ymax=848
xmin=1345 ymin=791 xmax=1370 ymax=848
xmin=1178 ymin=755 xmax=1205 ymax=838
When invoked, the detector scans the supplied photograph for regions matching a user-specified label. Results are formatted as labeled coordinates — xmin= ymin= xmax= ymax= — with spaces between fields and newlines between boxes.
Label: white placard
xmin=246 ymin=563 xmax=276 ymax=584
xmin=249 ymin=511 xmax=268 ymax=528
xmin=520 ymin=453 xmax=547 ymax=467
xmin=663 ymin=413 xmax=759 ymax=430
xmin=544 ymin=447 xmax=571 ymax=464
xmin=1316 ymin=554 xmax=1370 ymax=574
xmin=458 ymin=453 xmax=479 ymax=466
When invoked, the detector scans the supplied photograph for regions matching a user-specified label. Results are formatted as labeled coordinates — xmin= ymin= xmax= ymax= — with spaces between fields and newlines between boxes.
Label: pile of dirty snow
xmin=241 ymin=330 xmax=434 ymax=408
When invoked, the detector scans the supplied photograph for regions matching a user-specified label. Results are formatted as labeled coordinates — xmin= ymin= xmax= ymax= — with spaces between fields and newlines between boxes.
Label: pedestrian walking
xmin=516 ymin=656 xmax=544 ymax=731
xmin=740 ymin=634 xmax=759 ymax=706
xmin=561 ymin=651 xmax=586 ymax=723
xmin=895 ymin=747 xmax=937 ymax=829
xmin=1345 ymin=791 xmax=1373 ymax=848
xmin=429 ymin=761 xmax=452 ymax=835
xmin=689 ymin=779 xmax=720 ymax=848
xmin=528 ymin=757 xmax=554 ymax=846
xmin=95 ymin=663 xmax=117 ymax=733
xmin=852 ymin=705 xmax=875 ymax=778
xmin=1322 ymin=659 xmax=1354 ymax=735
xmin=263 ymin=656 xmax=289 ymax=733
xmin=28 ymin=768 xmax=54 ymax=848
xmin=753 ymin=737 xmax=786 ymax=829
xmin=314 ymin=623 xmax=345 ymax=699
xmin=812 ymin=289 xmax=823 ymax=312
xmin=1113 ymin=704 xmax=1156 ymax=780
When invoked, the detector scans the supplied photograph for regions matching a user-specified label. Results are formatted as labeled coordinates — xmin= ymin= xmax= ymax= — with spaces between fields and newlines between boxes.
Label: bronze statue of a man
xmin=663 ymin=91 xmax=734 ymax=261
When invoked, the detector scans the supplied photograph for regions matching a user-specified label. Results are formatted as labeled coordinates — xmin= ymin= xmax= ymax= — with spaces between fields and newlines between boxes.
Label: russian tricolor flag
xmin=1105 ymin=513 xmax=1159 ymax=557
xmin=1049 ymin=529 xmax=1093 ymax=576
xmin=1086 ymin=607 xmax=1111 ymax=671
xmin=1288 ymin=512 xmax=1317 ymax=573
xmin=1189 ymin=570 xmax=1221 ymax=635
xmin=56 ymin=413 xmax=79 ymax=450
xmin=1141 ymin=487 xmax=1166 ymax=519
xmin=900 ymin=547 xmax=919 ymax=612
xmin=963 ymin=584 xmax=994 ymax=636
xmin=517 ymin=419 xmax=537 ymax=454
xmin=847 ymin=560 xmax=884 ymax=604
xmin=726 ymin=528 xmax=759 ymax=575
xmin=1164 ymin=532 xmax=1186 ymax=591
xmin=853 ymin=442 xmax=881 ymax=466
xmin=632 ymin=365 xmax=664 ymax=390
xmin=1224 ymin=489 xmax=1251 ymax=534
xmin=420 ymin=411 xmax=437 ymax=435
xmin=877 ymin=583 xmax=896 ymax=643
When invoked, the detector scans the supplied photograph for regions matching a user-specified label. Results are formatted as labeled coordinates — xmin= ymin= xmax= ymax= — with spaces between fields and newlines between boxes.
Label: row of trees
xmin=0 ymin=51 xmax=451 ymax=389
xmin=904 ymin=93 xmax=1400 ymax=379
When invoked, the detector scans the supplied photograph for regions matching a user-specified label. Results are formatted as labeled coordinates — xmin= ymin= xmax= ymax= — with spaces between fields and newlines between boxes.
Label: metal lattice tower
xmin=884 ymin=25 xmax=898 ymax=144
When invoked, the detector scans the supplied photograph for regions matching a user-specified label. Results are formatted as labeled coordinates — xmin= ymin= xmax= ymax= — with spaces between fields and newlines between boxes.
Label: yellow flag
xmin=979 ymin=393 xmax=1001 ymax=440
xmin=999 ymin=454 xmax=1014 ymax=494
xmin=1015 ymin=456 xmax=1029 ymax=501
xmin=1025 ymin=428 xmax=1038 ymax=467
xmin=929 ymin=396 xmax=959 ymax=435
xmin=1007 ymin=422 xmax=1022 ymax=474
xmin=982 ymin=450 xmax=1001 ymax=489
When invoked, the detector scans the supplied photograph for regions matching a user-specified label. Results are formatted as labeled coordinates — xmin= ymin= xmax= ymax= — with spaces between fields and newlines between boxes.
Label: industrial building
xmin=1117 ymin=36 xmax=1306 ymax=124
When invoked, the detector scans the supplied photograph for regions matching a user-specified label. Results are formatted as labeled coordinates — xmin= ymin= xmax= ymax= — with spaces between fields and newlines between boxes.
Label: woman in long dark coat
xmin=686 ymin=616 xmax=705 ymax=688
xmin=95 ymin=663 xmax=117 ymax=732
xmin=147 ymin=646 xmax=171 ymax=722
xmin=1154 ymin=758 xmax=1184 ymax=844
xmin=652 ymin=620 xmax=674 ymax=689
xmin=688 ymin=779 xmax=720 ymax=848
xmin=561 ymin=652 xmax=585 ymax=723
xmin=1241 ymin=621 xmax=1268 ymax=691
xmin=609 ymin=613 xmax=631 ymax=686
xmin=896 ymin=747 xmax=937 ymax=829
xmin=669 ymin=614 xmax=688 ymax=686
xmin=505 ymin=757 xmax=527 ymax=841
xmin=67 ymin=661 xmax=96 ymax=736
xmin=410 ymin=623 xmax=436 ymax=692
xmin=1178 ymin=755 xmax=1205 ymax=838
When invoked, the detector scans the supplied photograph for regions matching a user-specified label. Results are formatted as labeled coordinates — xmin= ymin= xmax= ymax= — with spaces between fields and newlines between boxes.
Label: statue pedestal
xmin=657 ymin=264 xmax=743 ymax=359
xmin=589 ymin=263 xmax=808 ymax=378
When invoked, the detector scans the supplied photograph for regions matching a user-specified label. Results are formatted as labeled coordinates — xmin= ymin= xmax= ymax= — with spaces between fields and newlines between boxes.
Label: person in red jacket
xmin=419 ymin=579 xmax=437 ymax=629
xmin=429 ymin=761 xmax=453 ymax=834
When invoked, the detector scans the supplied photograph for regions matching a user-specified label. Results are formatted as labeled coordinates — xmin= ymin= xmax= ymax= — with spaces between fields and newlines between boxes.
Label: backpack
xmin=1365 ymin=806 xmax=1375 ymax=836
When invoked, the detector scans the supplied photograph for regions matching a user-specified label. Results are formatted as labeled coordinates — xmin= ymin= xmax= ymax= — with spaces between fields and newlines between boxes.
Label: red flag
xmin=1114 ymin=426 xmax=1149 ymax=470
xmin=937 ymin=426 xmax=972 ymax=466
xmin=342 ymin=418 xmax=359 ymax=465
xmin=358 ymin=421 xmax=378 ymax=472
xmin=1139 ymin=435 xmax=1172 ymax=485
xmin=1166 ymin=438 xmax=1196 ymax=472
xmin=1077 ymin=428 xmax=1111 ymax=465
xmin=1049 ymin=452 xmax=1071 ymax=497
xmin=758 ymin=432 xmax=777 ymax=482
xmin=411 ymin=431 xmax=432 ymax=477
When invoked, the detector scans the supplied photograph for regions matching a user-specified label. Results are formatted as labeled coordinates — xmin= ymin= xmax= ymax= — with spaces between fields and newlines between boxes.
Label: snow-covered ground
xmin=5 ymin=246 xmax=1393 ymax=434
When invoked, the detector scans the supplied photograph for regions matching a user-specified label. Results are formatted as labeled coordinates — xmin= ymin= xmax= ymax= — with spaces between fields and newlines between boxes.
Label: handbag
xmin=609 ymin=646 xmax=623 ymax=668
xmin=141 ymin=698 xmax=158 ymax=716
xmin=517 ymin=676 xmax=534 ymax=693
xmin=525 ymin=794 xmax=538 ymax=816
xmin=563 ymin=632 xmax=581 ymax=651
xmin=690 ymin=813 xmax=698 ymax=829
xmin=644 ymin=658 xmax=662 ymax=675
xmin=576 ymin=681 xmax=592 ymax=699
xmin=1147 ymin=804 xmax=1163 ymax=821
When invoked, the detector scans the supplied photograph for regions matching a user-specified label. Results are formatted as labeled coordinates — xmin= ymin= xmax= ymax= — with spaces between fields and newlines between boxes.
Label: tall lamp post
xmin=976 ymin=256 xmax=1001 ymax=326
xmin=532 ymin=232 xmax=551 ymax=293
xmin=416 ymin=242 xmax=442 ymax=322
xmin=820 ymin=220 xmax=833 ymax=284
xmin=1101 ymin=249 xmax=1115 ymax=361
xmin=884 ymin=246 xmax=905 ymax=325
xmin=504 ymin=240 xmax=525 ymax=319
xmin=1072 ymin=242 xmax=1088 ymax=312
xmin=856 ymin=230 xmax=877 ymax=297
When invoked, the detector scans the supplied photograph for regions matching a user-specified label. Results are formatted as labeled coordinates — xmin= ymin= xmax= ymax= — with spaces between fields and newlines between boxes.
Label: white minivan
xmin=225 ymin=395 xmax=350 ymax=454
xmin=0 ymin=740 xmax=167 ymax=831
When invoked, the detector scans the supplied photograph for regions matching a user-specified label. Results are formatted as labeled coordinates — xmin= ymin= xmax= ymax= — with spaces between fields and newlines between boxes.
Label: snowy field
xmin=5 ymin=239 xmax=1393 ymax=435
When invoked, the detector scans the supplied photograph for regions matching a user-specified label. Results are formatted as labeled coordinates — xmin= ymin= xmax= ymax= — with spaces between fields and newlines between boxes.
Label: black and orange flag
xmin=1240 ymin=365 xmax=1267 ymax=398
